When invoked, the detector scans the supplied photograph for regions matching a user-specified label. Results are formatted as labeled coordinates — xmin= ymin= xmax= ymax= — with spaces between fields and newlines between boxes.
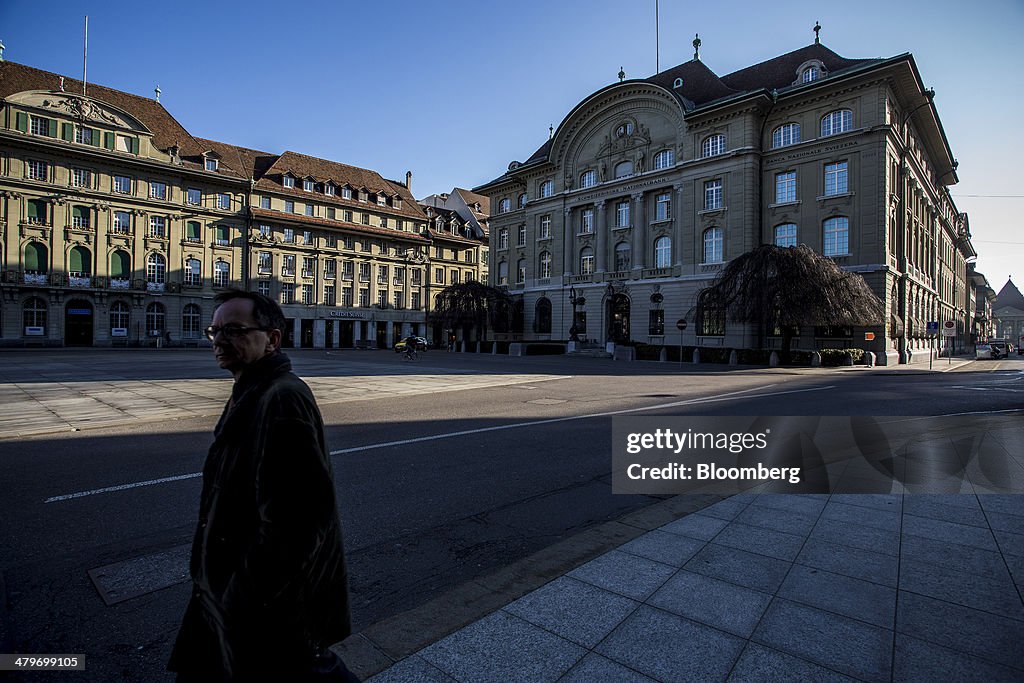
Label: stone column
xmin=595 ymin=200 xmax=607 ymax=273
xmin=632 ymin=192 xmax=646 ymax=271
xmin=674 ymin=184 xmax=685 ymax=267
xmin=563 ymin=207 xmax=574 ymax=276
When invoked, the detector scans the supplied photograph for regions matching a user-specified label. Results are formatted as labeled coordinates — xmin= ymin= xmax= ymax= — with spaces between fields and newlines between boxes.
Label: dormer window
xmin=303 ymin=178 xmax=314 ymax=192
xmin=205 ymin=157 xmax=219 ymax=172
xmin=324 ymin=183 xmax=335 ymax=196
xmin=377 ymin=194 xmax=387 ymax=206
xmin=796 ymin=60 xmax=827 ymax=85
xmin=342 ymin=186 xmax=352 ymax=199
xmin=802 ymin=66 xmax=820 ymax=83
xmin=615 ymin=121 xmax=634 ymax=138
xmin=283 ymin=175 xmax=295 ymax=189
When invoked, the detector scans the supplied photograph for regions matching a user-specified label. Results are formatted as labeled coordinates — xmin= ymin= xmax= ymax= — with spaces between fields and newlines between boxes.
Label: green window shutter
xmin=16 ymin=112 xmax=28 ymax=133
xmin=110 ymin=250 xmax=130 ymax=277
xmin=69 ymin=246 xmax=89 ymax=272
xmin=27 ymin=199 xmax=43 ymax=221
xmin=90 ymin=128 xmax=101 ymax=146
xmin=72 ymin=206 xmax=86 ymax=220
xmin=187 ymin=221 xmax=200 ymax=240
xmin=130 ymin=137 xmax=139 ymax=155
xmin=104 ymin=132 xmax=115 ymax=150
xmin=25 ymin=242 xmax=47 ymax=271
xmin=62 ymin=123 xmax=74 ymax=141
xmin=47 ymin=118 xmax=58 ymax=137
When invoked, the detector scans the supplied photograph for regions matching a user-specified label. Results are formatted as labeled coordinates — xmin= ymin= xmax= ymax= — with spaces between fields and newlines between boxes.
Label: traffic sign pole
xmin=676 ymin=319 xmax=687 ymax=367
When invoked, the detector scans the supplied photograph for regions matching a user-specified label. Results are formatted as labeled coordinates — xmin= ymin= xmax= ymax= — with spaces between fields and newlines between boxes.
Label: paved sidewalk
xmin=358 ymin=492 xmax=1024 ymax=682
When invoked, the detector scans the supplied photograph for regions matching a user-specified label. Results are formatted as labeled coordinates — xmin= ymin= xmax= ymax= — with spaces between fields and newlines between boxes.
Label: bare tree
xmin=430 ymin=281 xmax=512 ymax=344
xmin=691 ymin=245 xmax=885 ymax=360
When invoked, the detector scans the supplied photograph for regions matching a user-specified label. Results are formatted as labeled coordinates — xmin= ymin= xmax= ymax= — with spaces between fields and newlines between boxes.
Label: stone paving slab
xmin=365 ymin=492 xmax=1024 ymax=683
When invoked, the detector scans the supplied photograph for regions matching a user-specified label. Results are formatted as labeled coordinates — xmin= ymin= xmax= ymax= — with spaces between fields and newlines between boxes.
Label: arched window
xmin=774 ymin=223 xmax=797 ymax=248
xmin=497 ymin=261 xmax=509 ymax=285
xmin=823 ymin=217 xmax=849 ymax=256
xmin=498 ymin=198 xmax=511 ymax=214
xmin=614 ymin=242 xmax=631 ymax=271
xmin=517 ymin=193 xmax=527 ymax=209
xmin=654 ymin=149 xmax=675 ymax=170
xmin=110 ymin=301 xmax=130 ymax=331
xmin=697 ymin=290 xmax=725 ymax=336
xmin=516 ymin=258 xmax=526 ymax=284
xmin=654 ymin=236 xmax=671 ymax=268
xmin=184 ymin=258 xmax=202 ymax=286
xmin=214 ymin=261 xmax=230 ymax=287
xmin=538 ymin=251 xmax=552 ymax=279
xmin=182 ymin=304 xmax=202 ymax=339
xmin=771 ymin=123 xmax=801 ymax=148
xmin=146 ymin=253 xmax=166 ymax=284
xmin=613 ymin=161 xmax=633 ymax=179
xmin=23 ymin=296 xmax=47 ymax=332
xmin=24 ymin=242 xmax=48 ymax=273
xmin=146 ymin=302 xmax=165 ymax=335
xmin=534 ymin=297 xmax=552 ymax=334
xmin=539 ymin=180 xmax=554 ymax=198
xmin=110 ymin=250 xmax=131 ymax=282
xmin=703 ymin=227 xmax=723 ymax=263
xmin=579 ymin=170 xmax=597 ymax=188
xmin=702 ymin=134 xmax=726 ymax=157
xmin=802 ymin=66 xmax=820 ymax=83
xmin=821 ymin=109 xmax=853 ymax=137
xmin=68 ymin=245 xmax=91 ymax=276
xmin=579 ymin=246 xmax=594 ymax=275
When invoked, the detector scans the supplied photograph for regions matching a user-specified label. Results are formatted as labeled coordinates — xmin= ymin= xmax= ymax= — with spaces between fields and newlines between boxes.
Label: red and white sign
xmin=941 ymin=320 xmax=956 ymax=337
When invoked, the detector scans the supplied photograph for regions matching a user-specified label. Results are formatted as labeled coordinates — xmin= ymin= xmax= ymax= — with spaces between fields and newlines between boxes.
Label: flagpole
xmin=655 ymin=0 xmax=659 ymax=73
xmin=82 ymin=16 xmax=88 ymax=95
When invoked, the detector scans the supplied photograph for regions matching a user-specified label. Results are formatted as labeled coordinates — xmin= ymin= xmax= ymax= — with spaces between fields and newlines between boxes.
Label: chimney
xmin=405 ymin=170 xmax=412 ymax=191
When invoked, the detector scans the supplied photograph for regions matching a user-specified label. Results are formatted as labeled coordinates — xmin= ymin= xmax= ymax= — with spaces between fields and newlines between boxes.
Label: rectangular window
xmin=436 ymin=267 xmax=445 ymax=284
xmin=260 ymin=195 xmax=271 ymax=210
xmin=283 ymin=175 xmax=294 ymax=188
xmin=113 ymin=211 xmax=131 ymax=233
xmin=655 ymin=193 xmax=671 ymax=221
xmin=325 ymin=184 xmax=335 ymax=196
xmin=205 ymin=158 xmax=219 ymax=172
xmin=259 ymin=224 xmax=271 ymax=237
xmin=305 ymin=204 xmax=314 ymax=217
xmin=539 ymin=215 xmax=551 ymax=239
xmin=187 ymin=188 xmax=202 ymax=205
xmin=343 ymin=210 xmax=353 ymax=222
xmin=214 ymin=263 xmax=230 ymax=288
xmin=285 ymin=200 xmax=295 ymax=213
xmin=379 ymin=216 xmax=387 ymax=228
xmin=359 ymin=263 xmax=371 ymax=282
xmin=412 ymin=270 xmax=422 ymax=286
xmin=774 ymin=223 xmax=797 ymax=248
xmin=216 ymin=226 xmax=230 ymax=245
xmin=394 ymin=266 xmax=405 ymax=285
xmin=581 ymin=208 xmax=594 ymax=234
xmin=283 ymin=255 xmax=295 ymax=276
xmin=324 ymin=284 xmax=336 ymax=306
xmin=361 ymin=240 xmax=371 ymax=253
xmin=517 ymin=225 xmax=527 ymax=247
xmin=823 ymin=217 xmax=849 ymax=256
xmin=116 ymin=135 xmax=134 ymax=153
xmin=325 ymin=259 xmax=337 ymax=279
xmin=517 ymin=261 xmax=526 ymax=284
xmin=451 ymin=270 xmax=460 ymax=284
xmin=377 ymin=290 xmax=387 ymax=307
xmin=302 ymin=284 xmax=314 ymax=305
xmin=148 ymin=215 xmax=166 ymax=238
xmin=411 ymin=292 xmax=421 ymax=310
xmin=302 ymin=257 xmax=316 ymax=278
xmin=30 ymin=117 xmax=50 ymax=136
xmin=327 ymin=207 xmax=336 ymax=220
xmin=72 ymin=206 xmax=90 ymax=228
xmin=378 ymin=265 xmax=388 ymax=284
xmin=258 ymin=251 xmax=272 ymax=274
xmin=27 ymin=160 xmax=48 ymax=181
xmin=284 ymin=228 xmax=295 ymax=243
xmin=775 ymin=171 xmax=797 ymax=204
xmin=75 ymin=127 xmax=94 ymax=145
xmin=377 ymin=195 xmax=387 ymax=206
xmin=257 ymin=280 xmax=271 ymax=297
xmin=150 ymin=181 xmax=168 ymax=200
xmin=361 ymin=213 xmax=370 ymax=225
xmin=217 ymin=193 xmax=231 ymax=210
xmin=281 ymin=283 xmax=295 ymax=304
xmin=824 ymin=161 xmax=848 ymax=196
xmin=303 ymin=230 xmax=312 ymax=245
xmin=704 ymin=180 xmax=723 ymax=210
xmin=113 ymin=175 xmax=131 ymax=194
xmin=616 ymin=201 xmax=630 ymax=228
xmin=393 ymin=291 xmax=402 ymax=309
xmin=342 ymin=261 xmax=354 ymax=280
xmin=342 ymin=287 xmax=353 ymax=307
xmin=71 ymin=168 xmax=92 ymax=188
xmin=342 ymin=187 xmax=353 ymax=199
xmin=358 ymin=288 xmax=370 ymax=307
xmin=303 ymin=179 xmax=314 ymax=192
xmin=649 ymin=310 xmax=665 ymax=336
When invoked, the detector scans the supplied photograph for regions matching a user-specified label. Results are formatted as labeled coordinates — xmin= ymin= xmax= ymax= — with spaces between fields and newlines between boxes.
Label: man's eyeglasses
xmin=204 ymin=325 xmax=270 ymax=341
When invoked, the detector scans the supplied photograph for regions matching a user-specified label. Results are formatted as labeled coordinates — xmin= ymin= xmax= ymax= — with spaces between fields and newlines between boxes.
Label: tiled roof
xmin=524 ymin=139 xmax=553 ymax=165
xmin=720 ymin=43 xmax=880 ymax=94
xmin=256 ymin=151 xmax=426 ymax=220
xmin=0 ymin=60 xmax=248 ymax=178
xmin=995 ymin=278 xmax=1024 ymax=311
xmin=455 ymin=187 xmax=490 ymax=216
xmin=647 ymin=59 xmax=737 ymax=108
xmin=193 ymin=137 xmax=277 ymax=182
xmin=250 ymin=208 xmax=430 ymax=244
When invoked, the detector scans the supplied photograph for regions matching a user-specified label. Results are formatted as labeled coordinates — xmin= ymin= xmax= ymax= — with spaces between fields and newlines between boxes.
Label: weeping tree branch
xmin=429 ymin=281 xmax=512 ymax=339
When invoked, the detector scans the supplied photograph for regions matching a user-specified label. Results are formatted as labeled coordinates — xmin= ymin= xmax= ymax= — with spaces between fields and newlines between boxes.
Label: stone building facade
xmin=477 ymin=37 xmax=976 ymax=364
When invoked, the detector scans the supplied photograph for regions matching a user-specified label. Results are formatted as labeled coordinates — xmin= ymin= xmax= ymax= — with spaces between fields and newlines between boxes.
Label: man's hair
xmin=214 ymin=290 xmax=287 ymax=333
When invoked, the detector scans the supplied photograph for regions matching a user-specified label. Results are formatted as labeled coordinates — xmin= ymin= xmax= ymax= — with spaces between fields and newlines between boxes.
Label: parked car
xmin=975 ymin=343 xmax=993 ymax=360
xmin=394 ymin=336 xmax=428 ymax=353
xmin=989 ymin=341 xmax=1009 ymax=359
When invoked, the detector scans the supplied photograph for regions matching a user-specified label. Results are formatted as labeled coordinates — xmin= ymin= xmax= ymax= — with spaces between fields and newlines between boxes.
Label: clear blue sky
xmin=2 ymin=0 xmax=1020 ymax=290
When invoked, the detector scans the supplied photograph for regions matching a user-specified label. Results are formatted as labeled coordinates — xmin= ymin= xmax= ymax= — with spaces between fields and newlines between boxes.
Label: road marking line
xmin=43 ymin=383 xmax=833 ymax=503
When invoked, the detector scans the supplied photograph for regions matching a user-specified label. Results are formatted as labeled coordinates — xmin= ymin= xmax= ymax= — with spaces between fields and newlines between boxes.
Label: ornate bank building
xmin=477 ymin=30 xmax=976 ymax=364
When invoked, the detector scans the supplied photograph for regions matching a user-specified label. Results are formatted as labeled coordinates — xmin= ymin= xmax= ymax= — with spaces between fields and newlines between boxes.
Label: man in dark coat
xmin=169 ymin=290 xmax=355 ymax=681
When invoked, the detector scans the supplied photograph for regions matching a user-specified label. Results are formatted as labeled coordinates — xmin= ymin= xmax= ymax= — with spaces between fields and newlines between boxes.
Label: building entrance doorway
xmin=300 ymin=319 xmax=315 ymax=348
xmin=607 ymin=293 xmax=630 ymax=344
xmin=339 ymin=321 xmax=354 ymax=348
xmin=324 ymin=320 xmax=334 ymax=348
xmin=376 ymin=321 xmax=388 ymax=349
xmin=65 ymin=299 xmax=94 ymax=346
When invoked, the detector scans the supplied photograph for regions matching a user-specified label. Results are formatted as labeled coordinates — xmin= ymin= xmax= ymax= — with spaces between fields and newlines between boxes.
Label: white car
xmin=975 ymin=343 xmax=993 ymax=360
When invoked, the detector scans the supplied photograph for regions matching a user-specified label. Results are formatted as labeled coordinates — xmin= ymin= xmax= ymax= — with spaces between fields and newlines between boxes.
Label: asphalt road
xmin=0 ymin=350 xmax=1021 ymax=681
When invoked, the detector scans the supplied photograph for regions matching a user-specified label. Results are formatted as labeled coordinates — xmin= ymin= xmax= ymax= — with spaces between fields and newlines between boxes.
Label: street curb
xmin=331 ymin=493 xmax=724 ymax=680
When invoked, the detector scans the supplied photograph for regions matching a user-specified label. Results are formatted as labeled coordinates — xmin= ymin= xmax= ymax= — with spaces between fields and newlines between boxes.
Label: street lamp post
xmin=568 ymin=286 xmax=586 ymax=342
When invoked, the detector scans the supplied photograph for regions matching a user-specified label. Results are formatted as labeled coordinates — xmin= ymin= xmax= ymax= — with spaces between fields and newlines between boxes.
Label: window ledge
xmin=769 ymin=200 xmax=802 ymax=209
xmin=817 ymin=192 xmax=855 ymax=202
xmin=649 ymin=218 xmax=673 ymax=226
xmin=612 ymin=225 xmax=632 ymax=231
xmin=698 ymin=207 xmax=727 ymax=216
xmin=576 ymin=232 xmax=595 ymax=238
